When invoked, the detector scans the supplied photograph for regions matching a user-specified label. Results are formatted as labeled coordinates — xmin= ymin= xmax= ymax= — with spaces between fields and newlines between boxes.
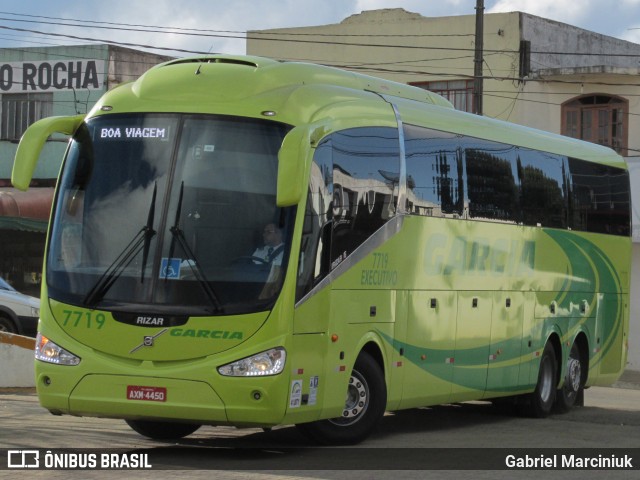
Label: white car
xmin=0 ymin=277 xmax=40 ymax=337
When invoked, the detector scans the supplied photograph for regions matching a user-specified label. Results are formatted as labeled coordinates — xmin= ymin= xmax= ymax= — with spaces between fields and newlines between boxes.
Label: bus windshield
xmin=47 ymin=113 xmax=294 ymax=315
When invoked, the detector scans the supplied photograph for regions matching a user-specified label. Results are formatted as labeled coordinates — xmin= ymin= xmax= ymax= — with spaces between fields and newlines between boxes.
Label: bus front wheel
xmin=125 ymin=419 xmax=201 ymax=440
xmin=297 ymin=351 xmax=386 ymax=445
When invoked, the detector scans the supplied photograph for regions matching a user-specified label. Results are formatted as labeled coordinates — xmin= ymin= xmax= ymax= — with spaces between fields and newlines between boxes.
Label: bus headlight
xmin=217 ymin=347 xmax=286 ymax=377
xmin=35 ymin=333 xmax=81 ymax=366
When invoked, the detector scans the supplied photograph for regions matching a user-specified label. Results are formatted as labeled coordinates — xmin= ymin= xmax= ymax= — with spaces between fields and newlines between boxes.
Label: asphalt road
xmin=1 ymin=377 xmax=639 ymax=480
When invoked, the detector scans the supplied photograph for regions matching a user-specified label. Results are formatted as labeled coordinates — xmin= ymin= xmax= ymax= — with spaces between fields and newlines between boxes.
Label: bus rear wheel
xmin=297 ymin=351 xmax=386 ymax=445
xmin=519 ymin=341 xmax=557 ymax=418
xmin=554 ymin=340 xmax=586 ymax=413
xmin=125 ymin=419 xmax=201 ymax=440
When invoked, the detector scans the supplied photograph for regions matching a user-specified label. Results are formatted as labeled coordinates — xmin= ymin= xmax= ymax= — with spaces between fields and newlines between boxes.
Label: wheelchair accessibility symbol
xmin=160 ymin=258 xmax=181 ymax=279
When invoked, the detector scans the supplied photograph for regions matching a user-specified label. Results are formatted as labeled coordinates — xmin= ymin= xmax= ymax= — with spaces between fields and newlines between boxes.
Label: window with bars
xmin=562 ymin=95 xmax=628 ymax=155
xmin=410 ymin=80 xmax=474 ymax=113
xmin=1 ymin=93 xmax=53 ymax=141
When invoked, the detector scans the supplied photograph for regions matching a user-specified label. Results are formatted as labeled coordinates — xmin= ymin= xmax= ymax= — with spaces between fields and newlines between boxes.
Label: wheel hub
xmin=328 ymin=370 xmax=369 ymax=426
xmin=567 ymin=356 xmax=582 ymax=392
xmin=342 ymin=375 xmax=368 ymax=419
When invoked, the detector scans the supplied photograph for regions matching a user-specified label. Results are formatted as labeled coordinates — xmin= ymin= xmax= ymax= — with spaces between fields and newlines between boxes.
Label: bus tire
xmin=554 ymin=340 xmax=586 ymax=413
xmin=125 ymin=419 xmax=201 ymax=440
xmin=519 ymin=341 xmax=557 ymax=418
xmin=297 ymin=351 xmax=386 ymax=445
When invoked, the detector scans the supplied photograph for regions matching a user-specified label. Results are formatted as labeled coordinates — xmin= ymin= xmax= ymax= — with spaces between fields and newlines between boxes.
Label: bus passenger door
xmin=485 ymin=292 xmax=525 ymax=397
xmin=450 ymin=291 xmax=492 ymax=401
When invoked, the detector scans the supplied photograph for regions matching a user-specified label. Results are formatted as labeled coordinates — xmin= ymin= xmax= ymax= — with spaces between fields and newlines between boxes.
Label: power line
xmin=0 ymin=30 xmax=637 ymax=91
xmin=1 ymin=40 xmax=638 ymax=91
xmin=0 ymin=11 xmax=479 ymax=38
xmin=0 ymin=19 xmax=498 ymax=53
xmin=0 ymin=23 xmax=208 ymax=55
xmin=1 ymin=14 xmax=639 ymax=58
xmin=0 ymin=14 xmax=480 ymax=43
xmin=329 ymin=62 xmax=640 ymax=87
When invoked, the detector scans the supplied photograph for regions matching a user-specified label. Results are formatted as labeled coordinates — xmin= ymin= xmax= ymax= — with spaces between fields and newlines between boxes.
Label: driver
xmin=252 ymin=223 xmax=284 ymax=265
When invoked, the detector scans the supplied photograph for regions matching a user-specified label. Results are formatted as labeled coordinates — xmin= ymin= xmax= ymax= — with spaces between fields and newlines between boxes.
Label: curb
xmin=0 ymin=332 xmax=36 ymax=388
xmin=0 ymin=331 xmax=36 ymax=349
xmin=614 ymin=369 xmax=640 ymax=390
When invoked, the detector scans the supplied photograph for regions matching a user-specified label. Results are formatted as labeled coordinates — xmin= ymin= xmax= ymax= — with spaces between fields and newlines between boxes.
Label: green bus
xmin=13 ymin=55 xmax=631 ymax=445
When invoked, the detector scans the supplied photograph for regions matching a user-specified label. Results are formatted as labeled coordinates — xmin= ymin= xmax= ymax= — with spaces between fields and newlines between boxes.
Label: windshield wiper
xmin=167 ymin=182 xmax=223 ymax=313
xmin=140 ymin=182 xmax=157 ymax=282
xmin=83 ymin=188 xmax=157 ymax=307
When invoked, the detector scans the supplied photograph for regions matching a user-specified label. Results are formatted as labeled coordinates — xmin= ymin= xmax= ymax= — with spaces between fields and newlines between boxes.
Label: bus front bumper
xmin=36 ymin=372 xmax=288 ymax=427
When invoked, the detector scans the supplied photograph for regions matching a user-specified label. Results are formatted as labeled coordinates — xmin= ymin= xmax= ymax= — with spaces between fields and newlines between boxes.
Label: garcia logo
xmin=424 ymin=234 xmax=535 ymax=276
xmin=169 ymin=328 xmax=243 ymax=340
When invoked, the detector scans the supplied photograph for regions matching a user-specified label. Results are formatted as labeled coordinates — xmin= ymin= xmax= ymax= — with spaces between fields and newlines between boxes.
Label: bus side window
xmin=568 ymin=157 xmax=630 ymax=235
xmin=404 ymin=125 xmax=464 ymax=218
xmin=518 ymin=150 xmax=567 ymax=229
xmin=296 ymin=139 xmax=333 ymax=301
xmin=331 ymin=127 xmax=400 ymax=264
xmin=463 ymin=138 xmax=520 ymax=223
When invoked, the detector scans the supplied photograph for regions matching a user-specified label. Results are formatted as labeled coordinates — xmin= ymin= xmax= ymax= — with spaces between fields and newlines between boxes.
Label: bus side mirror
xmin=12 ymin=115 xmax=84 ymax=191
xmin=277 ymin=126 xmax=309 ymax=207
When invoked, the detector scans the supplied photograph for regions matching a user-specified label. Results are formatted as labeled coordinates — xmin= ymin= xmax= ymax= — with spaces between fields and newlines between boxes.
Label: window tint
xmin=331 ymin=127 xmax=400 ymax=265
xmin=518 ymin=150 xmax=567 ymax=229
xmin=296 ymin=139 xmax=333 ymax=301
xmin=463 ymin=137 xmax=519 ymax=223
xmin=404 ymin=125 xmax=464 ymax=217
xmin=296 ymin=126 xmax=401 ymax=299
xmin=402 ymin=123 xmax=627 ymax=237
xmin=568 ymin=157 xmax=630 ymax=235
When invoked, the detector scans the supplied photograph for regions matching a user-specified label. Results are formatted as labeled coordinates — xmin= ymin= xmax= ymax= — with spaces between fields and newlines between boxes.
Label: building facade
xmin=0 ymin=44 xmax=171 ymax=294
xmin=247 ymin=9 xmax=640 ymax=370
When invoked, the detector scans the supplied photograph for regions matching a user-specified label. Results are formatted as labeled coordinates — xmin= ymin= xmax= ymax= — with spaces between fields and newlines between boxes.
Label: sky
xmin=0 ymin=0 xmax=639 ymax=58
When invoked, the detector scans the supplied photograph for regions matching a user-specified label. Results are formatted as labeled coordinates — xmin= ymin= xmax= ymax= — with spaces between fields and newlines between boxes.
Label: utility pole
xmin=473 ymin=0 xmax=484 ymax=115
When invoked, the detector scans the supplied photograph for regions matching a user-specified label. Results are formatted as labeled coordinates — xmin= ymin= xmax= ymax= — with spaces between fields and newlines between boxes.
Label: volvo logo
xmin=130 ymin=328 xmax=168 ymax=354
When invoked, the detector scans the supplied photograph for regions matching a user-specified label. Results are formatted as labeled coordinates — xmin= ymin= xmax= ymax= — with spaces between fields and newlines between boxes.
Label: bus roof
xmin=91 ymin=54 xmax=625 ymax=169
xmin=95 ymin=54 xmax=452 ymax=121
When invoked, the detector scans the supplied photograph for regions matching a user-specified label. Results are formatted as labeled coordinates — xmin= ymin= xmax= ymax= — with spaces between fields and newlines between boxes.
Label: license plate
xmin=126 ymin=385 xmax=167 ymax=402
